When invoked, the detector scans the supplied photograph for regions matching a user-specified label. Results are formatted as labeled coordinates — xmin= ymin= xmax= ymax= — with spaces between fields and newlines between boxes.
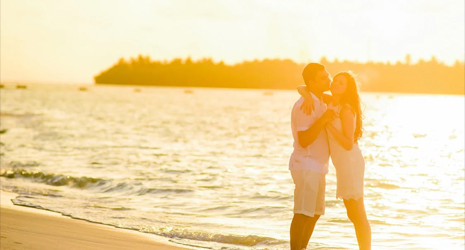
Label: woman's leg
xmin=343 ymin=198 xmax=371 ymax=250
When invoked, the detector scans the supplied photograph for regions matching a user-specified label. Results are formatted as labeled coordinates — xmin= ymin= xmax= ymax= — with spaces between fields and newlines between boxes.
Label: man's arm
xmin=297 ymin=109 xmax=334 ymax=148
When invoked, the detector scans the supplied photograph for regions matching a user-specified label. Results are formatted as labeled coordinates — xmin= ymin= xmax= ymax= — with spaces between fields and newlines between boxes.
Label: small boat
xmin=16 ymin=85 xmax=27 ymax=89
xmin=134 ymin=88 xmax=141 ymax=93
xmin=78 ymin=87 xmax=88 ymax=91
xmin=184 ymin=89 xmax=194 ymax=94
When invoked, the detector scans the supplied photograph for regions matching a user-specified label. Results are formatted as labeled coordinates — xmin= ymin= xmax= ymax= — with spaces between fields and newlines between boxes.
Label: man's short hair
xmin=302 ymin=63 xmax=325 ymax=86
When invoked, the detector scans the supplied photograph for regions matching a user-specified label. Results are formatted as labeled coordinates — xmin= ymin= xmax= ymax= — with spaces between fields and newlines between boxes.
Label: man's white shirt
xmin=289 ymin=93 xmax=330 ymax=174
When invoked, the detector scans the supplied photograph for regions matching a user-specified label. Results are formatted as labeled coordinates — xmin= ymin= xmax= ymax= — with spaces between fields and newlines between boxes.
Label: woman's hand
xmin=300 ymin=98 xmax=314 ymax=115
xmin=325 ymin=122 xmax=335 ymax=130
xmin=297 ymin=85 xmax=314 ymax=115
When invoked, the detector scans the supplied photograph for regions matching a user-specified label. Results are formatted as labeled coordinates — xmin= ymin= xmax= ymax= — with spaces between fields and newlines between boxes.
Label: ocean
xmin=0 ymin=84 xmax=463 ymax=249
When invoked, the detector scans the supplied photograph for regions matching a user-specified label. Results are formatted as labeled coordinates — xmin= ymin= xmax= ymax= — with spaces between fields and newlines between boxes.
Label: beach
xmin=0 ymin=190 xmax=193 ymax=250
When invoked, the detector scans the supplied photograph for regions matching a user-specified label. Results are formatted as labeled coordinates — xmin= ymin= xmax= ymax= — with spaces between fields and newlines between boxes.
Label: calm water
xmin=0 ymin=84 xmax=463 ymax=249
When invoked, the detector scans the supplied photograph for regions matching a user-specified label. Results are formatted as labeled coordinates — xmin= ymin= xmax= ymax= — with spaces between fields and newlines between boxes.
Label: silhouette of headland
xmin=94 ymin=55 xmax=464 ymax=95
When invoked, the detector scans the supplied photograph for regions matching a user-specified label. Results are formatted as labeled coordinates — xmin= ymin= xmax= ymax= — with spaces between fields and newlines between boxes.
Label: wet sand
xmin=0 ymin=190 xmax=194 ymax=250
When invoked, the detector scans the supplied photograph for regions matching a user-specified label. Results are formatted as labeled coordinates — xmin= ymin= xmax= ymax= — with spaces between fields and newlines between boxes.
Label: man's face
xmin=312 ymin=70 xmax=331 ymax=92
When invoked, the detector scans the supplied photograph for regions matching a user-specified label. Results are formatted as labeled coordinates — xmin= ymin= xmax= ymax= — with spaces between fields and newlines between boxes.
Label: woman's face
xmin=330 ymin=75 xmax=348 ymax=95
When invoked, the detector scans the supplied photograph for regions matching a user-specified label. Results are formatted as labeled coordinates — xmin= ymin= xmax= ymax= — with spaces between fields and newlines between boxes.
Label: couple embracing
xmin=289 ymin=63 xmax=371 ymax=250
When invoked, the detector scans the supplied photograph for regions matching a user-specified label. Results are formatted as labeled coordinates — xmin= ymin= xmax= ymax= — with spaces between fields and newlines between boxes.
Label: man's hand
xmin=321 ymin=109 xmax=336 ymax=123
xmin=297 ymin=109 xmax=335 ymax=148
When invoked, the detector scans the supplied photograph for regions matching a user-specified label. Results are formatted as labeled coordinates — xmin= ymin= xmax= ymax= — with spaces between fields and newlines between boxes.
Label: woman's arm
xmin=326 ymin=105 xmax=356 ymax=150
xmin=322 ymin=93 xmax=332 ymax=104
xmin=297 ymin=85 xmax=315 ymax=115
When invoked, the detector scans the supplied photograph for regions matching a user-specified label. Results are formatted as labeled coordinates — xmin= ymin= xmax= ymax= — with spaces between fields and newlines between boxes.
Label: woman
xmin=297 ymin=71 xmax=371 ymax=250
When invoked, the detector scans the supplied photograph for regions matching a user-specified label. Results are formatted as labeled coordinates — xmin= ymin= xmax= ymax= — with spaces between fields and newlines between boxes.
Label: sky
xmin=1 ymin=0 xmax=464 ymax=84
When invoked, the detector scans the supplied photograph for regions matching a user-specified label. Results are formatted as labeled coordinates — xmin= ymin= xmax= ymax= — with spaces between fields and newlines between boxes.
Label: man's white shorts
xmin=291 ymin=169 xmax=326 ymax=217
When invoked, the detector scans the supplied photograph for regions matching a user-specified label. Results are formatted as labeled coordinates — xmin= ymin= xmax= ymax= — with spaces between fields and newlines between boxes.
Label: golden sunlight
xmin=0 ymin=1 xmax=464 ymax=249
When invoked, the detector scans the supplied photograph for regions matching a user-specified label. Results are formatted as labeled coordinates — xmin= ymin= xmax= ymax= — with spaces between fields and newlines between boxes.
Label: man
xmin=289 ymin=63 xmax=334 ymax=250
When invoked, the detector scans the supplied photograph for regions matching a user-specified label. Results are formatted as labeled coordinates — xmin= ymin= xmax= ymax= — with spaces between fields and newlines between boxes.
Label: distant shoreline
xmin=1 ymin=81 xmax=464 ymax=96
xmin=92 ymin=81 xmax=465 ymax=96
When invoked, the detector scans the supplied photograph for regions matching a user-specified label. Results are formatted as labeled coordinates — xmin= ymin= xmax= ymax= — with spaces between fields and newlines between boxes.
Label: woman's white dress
xmin=327 ymin=104 xmax=365 ymax=200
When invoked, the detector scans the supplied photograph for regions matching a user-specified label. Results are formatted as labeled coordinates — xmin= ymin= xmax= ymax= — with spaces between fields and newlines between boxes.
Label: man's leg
xmin=290 ymin=213 xmax=310 ymax=250
xmin=300 ymin=171 xmax=325 ymax=249
xmin=300 ymin=214 xmax=320 ymax=249
xmin=290 ymin=170 xmax=325 ymax=250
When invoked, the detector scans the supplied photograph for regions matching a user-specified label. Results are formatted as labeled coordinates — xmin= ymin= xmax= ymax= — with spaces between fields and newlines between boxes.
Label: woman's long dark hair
xmin=335 ymin=71 xmax=363 ymax=142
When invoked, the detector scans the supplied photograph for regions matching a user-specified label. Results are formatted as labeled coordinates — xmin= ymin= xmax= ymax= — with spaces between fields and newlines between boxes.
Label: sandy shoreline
xmin=0 ymin=190 xmax=195 ymax=250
